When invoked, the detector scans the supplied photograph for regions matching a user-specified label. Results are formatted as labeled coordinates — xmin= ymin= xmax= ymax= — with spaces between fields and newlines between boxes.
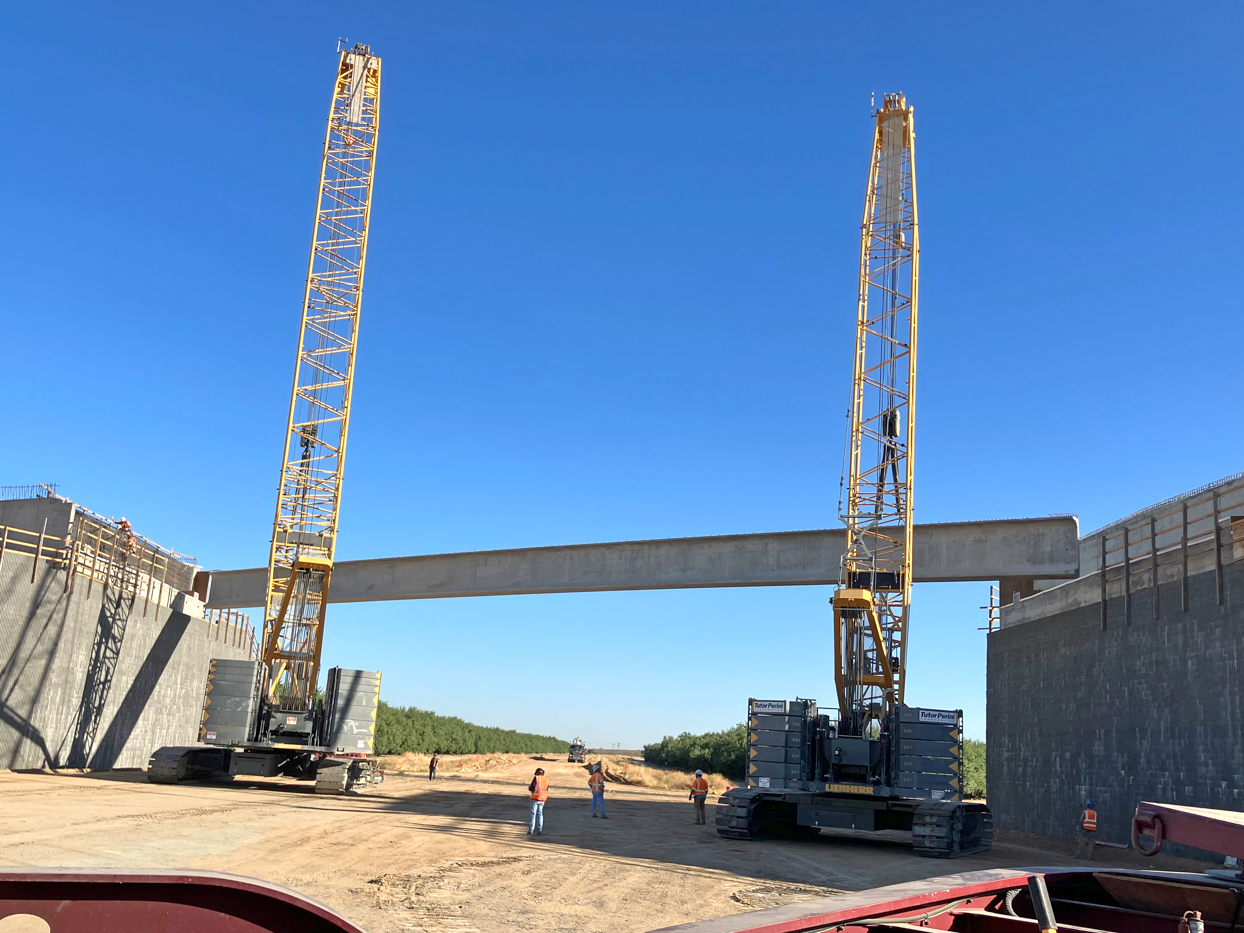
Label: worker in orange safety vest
xmin=1075 ymin=799 xmax=1097 ymax=860
xmin=528 ymin=768 xmax=549 ymax=836
xmin=588 ymin=763 xmax=608 ymax=819
xmin=689 ymin=770 xmax=709 ymax=825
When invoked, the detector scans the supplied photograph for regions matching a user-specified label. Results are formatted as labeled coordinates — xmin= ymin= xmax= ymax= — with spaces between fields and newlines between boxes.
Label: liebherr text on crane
xmin=716 ymin=94 xmax=992 ymax=856
xmin=149 ymin=44 xmax=385 ymax=794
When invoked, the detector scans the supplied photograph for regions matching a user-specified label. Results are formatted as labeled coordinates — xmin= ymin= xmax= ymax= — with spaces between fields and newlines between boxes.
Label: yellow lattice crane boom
xmin=262 ymin=44 xmax=382 ymax=709
xmin=832 ymin=92 xmax=918 ymax=736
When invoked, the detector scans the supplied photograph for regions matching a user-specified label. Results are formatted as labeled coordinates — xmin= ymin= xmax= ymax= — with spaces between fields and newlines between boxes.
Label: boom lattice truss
xmin=833 ymin=93 xmax=918 ymax=734
xmin=262 ymin=45 xmax=381 ymax=709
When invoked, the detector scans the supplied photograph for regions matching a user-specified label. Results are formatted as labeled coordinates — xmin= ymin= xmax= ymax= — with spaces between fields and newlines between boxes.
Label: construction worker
xmin=429 ymin=752 xmax=439 ymax=781
xmin=528 ymin=767 xmax=549 ymax=835
xmin=1075 ymin=799 xmax=1098 ymax=860
xmin=689 ymin=769 xmax=709 ymax=824
xmin=118 ymin=518 xmax=136 ymax=553
xmin=588 ymin=763 xmax=608 ymax=818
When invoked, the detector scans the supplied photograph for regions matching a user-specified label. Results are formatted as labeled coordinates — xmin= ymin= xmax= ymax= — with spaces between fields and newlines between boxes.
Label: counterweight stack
xmin=833 ymin=92 xmax=918 ymax=735
xmin=262 ymin=45 xmax=381 ymax=710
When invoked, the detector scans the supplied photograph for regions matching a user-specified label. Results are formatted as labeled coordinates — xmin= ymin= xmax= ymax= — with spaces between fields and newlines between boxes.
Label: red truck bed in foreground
xmin=0 ymin=867 xmax=364 ymax=933
xmin=655 ymin=801 xmax=1244 ymax=932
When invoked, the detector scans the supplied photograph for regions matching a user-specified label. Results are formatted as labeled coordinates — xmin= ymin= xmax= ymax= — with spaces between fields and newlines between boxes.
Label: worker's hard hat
xmin=695 ymin=769 xmax=703 ymax=776
xmin=1086 ymin=800 xmax=1094 ymax=807
xmin=535 ymin=768 xmax=545 ymax=774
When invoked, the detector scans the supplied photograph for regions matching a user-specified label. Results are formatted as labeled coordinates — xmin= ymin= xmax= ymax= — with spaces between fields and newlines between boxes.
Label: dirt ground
xmin=0 ymin=756 xmax=1141 ymax=933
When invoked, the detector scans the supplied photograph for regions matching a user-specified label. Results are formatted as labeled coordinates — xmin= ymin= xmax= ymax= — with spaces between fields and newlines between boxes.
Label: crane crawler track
xmin=714 ymin=791 xmax=762 ymax=840
xmin=912 ymin=801 xmax=994 ymax=858
xmin=147 ymin=746 xmax=231 ymax=784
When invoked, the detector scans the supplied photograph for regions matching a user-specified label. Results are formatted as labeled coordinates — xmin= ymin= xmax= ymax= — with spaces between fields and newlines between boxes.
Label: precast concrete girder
xmin=205 ymin=517 xmax=1079 ymax=610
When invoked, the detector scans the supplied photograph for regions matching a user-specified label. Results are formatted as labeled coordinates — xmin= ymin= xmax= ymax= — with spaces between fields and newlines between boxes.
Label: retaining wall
xmin=0 ymin=498 xmax=75 ymax=540
xmin=0 ymin=551 xmax=251 ymax=770
xmin=987 ymin=552 xmax=1243 ymax=849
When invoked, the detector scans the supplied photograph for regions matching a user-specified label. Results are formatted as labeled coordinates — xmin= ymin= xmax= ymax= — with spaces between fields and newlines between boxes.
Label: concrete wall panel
xmin=0 ymin=499 xmax=75 ymax=540
xmin=0 ymin=553 xmax=251 ymax=770
xmin=988 ymin=561 xmax=1243 ymax=849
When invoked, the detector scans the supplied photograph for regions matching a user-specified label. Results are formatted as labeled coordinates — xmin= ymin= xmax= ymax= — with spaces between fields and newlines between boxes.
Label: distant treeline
xmin=643 ymin=725 xmax=987 ymax=798
xmin=375 ymin=701 xmax=569 ymax=755
xmin=642 ymin=724 xmax=747 ymax=780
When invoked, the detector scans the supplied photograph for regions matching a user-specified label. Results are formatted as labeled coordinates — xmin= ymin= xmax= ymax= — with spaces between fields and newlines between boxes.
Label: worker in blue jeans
xmin=588 ymin=763 xmax=608 ymax=818
xmin=528 ymin=768 xmax=549 ymax=835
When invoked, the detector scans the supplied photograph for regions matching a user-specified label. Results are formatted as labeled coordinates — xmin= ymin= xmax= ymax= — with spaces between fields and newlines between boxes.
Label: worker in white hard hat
xmin=689 ymin=769 xmax=709 ymax=825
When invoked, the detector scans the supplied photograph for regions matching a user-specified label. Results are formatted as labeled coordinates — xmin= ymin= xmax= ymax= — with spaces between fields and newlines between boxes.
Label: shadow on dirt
xmin=54 ymin=769 xmax=1029 ymax=887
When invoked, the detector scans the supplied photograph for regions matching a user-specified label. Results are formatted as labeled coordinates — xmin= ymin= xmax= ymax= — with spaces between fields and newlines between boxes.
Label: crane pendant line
xmin=262 ymin=46 xmax=381 ymax=709
xmin=832 ymin=93 xmax=918 ymax=736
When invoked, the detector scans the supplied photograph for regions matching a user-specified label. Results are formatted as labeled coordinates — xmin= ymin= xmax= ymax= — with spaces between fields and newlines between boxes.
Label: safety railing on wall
xmin=0 ymin=517 xmax=258 ymax=660
xmin=0 ymin=521 xmax=70 ymax=583
xmin=1080 ymin=473 xmax=1244 ymax=630
xmin=978 ymin=584 xmax=1001 ymax=633
xmin=205 ymin=607 xmax=259 ymax=659
xmin=73 ymin=519 xmax=184 ymax=613
xmin=0 ymin=483 xmax=59 ymax=501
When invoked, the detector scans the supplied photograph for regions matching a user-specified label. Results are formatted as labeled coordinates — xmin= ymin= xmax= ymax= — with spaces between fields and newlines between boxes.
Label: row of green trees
xmin=642 ymin=724 xmax=747 ymax=780
xmin=374 ymin=701 xmax=569 ymax=755
xmin=642 ymin=725 xmax=987 ymax=797
xmin=962 ymin=738 xmax=986 ymax=798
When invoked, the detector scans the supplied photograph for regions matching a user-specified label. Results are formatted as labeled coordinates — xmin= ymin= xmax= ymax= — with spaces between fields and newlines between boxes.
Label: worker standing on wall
xmin=118 ymin=518 xmax=136 ymax=553
xmin=588 ymin=763 xmax=608 ymax=818
xmin=689 ymin=770 xmax=709 ymax=824
xmin=1076 ymin=800 xmax=1097 ymax=860
xmin=528 ymin=767 xmax=549 ymax=835
xmin=429 ymin=752 xmax=439 ymax=781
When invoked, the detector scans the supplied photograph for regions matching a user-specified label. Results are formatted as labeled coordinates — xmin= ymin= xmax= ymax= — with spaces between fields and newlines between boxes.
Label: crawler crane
xmin=716 ymin=94 xmax=992 ymax=856
xmin=150 ymin=44 xmax=384 ymax=793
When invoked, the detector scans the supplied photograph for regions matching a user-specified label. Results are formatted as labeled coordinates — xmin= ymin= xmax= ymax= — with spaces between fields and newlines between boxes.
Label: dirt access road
xmin=0 ymin=755 xmax=1096 ymax=933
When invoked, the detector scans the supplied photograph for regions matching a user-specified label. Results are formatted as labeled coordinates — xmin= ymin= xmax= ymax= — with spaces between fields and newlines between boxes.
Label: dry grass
xmin=378 ymin=752 xmax=530 ymax=775
xmin=586 ymin=756 xmax=732 ymax=796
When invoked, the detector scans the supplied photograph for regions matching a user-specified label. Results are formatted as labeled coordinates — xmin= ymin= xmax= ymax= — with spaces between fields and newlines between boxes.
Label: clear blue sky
xmin=4 ymin=3 xmax=1240 ymax=746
